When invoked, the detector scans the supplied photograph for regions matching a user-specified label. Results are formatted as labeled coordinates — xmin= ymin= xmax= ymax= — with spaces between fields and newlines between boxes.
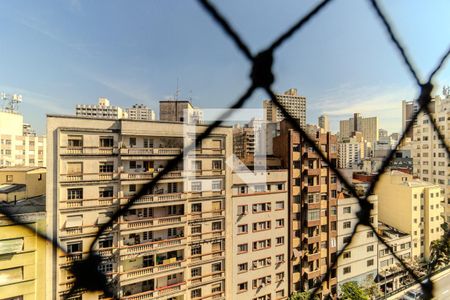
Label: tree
xmin=339 ymin=281 xmax=369 ymax=300
xmin=429 ymin=220 xmax=450 ymax=270
xmin=289 ymin=291 xmax=319 ymax=300
xmin=362 ymin=277 xmax=382 ymax=299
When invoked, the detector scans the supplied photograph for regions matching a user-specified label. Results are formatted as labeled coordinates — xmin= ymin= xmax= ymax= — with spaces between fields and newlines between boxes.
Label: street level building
xmin=263 ymin=88 xmax=306 ymax=128
xmin=47 ymin=115 xmax=232 ymax=300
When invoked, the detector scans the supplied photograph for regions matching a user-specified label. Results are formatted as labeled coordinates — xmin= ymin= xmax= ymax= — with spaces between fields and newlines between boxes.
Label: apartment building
xmin=273 ymin=120 xmax=338 ymax=299
xmin=263 ymin=88 xmax=306 ymax=128
xmin=318 ymin=115 xmax=329 ymax=134
xmin=374 ymin=171 xmax=443 ymax=259
xmin=339 ymin=113 xmax=379 ymax=143
xmin=46 ymin=115 xmax=232 ymax=300
xmin=0 ymin=166 xmax=46 ymax=201
xmin=402 ymin=100 xmax=418 ymax=139
xmin=412 ymin=91 xmax=450 ymax=223
xmin=0 ymin=196 xmax=46 ymax=300
xmin=377 ymin=222 xmax=412 ymax=294
xmin=75 ymin=97 xmax=128 ymax=119
xmin=336 ymin=193 xmax=378 ymax=289
xmin=159 ymin=100 xmax=203 ymax=124
xmin=233 ymin=125 xmax=255 ymax=165
xmin=231 ymin=169 xmax=289 ymax=300
xmin=0 ymin=111 xmax=46 ymax=167
xmin=125 ymin=104 xmax=156 ymax=121
xmin=337 ymin=137 xmax=362 ymax=169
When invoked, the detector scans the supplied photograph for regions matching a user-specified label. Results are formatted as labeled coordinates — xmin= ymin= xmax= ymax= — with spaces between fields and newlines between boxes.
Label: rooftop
xmin=378 ymin=222 xmax=409 ymax=239
xmin=0 ymin=195 xmax=45 ymax=214
xmin=0 ymin=184 xmax=26 ymax=193
xmin=0 ymin=166 xmax=45 ymax=172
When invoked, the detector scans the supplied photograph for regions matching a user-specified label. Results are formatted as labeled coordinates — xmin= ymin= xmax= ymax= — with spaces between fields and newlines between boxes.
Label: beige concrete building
xmin=374 ymin=171 xmax=443 ymax=260
xmin=125 ymin=104 xmax=156 ymax=121
xmin=233 ymin=125 xmax=255 ymax=165
xmin=339 ymin=113 xmax=379 ymax=143
xmin=336 ymin=193 xmax=378 ymax=289
xmin=0 ymin=166 xmax=46 ymax=201
xmin=318 ymin=114 xmax=329 ymax=133
xmin=159 ymin=100 xmax=203 ymax=124
xmin=46 ymin=115 xmax=232 ymax=300
xmin=76 ymin=97 xmax=128 ymax=119
xmin=377 ymin=222 xmax=412 ymax=294
xmin=0 ymin=111 xmax=46 ymax=167
xmin=231 ymin=169 xmax=289 ymax=300
xmin=412 ymin=92 xmax=450 ymax=223
xmin=263 ymin=88 xmax=306 ymax=128
xmin=337 ymin=137 xmax=362 ymax=169
xmin=402 ymin=100 xmax=418 ymax=139
xmin=273 ymin=120 xmax=338 ymax=299
xmin=0 ymin=196 xmax=47 ymax=300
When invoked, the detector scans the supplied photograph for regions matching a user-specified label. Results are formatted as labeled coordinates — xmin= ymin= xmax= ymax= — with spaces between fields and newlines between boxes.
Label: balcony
xmin=120 ymin=237 xmax=186 ymax=258
xmin=60 ymin=172 xmax=118 ymax=183
xmin=122 ymin=282 xmax=186 ymax=300
xmin=189 ymin=169 xmax=225 ymax=177
xmin=120 ymin=170 xmax=183 ymax=181
xmin=60 ymin=197 xmax=117 ymax=209
xmin=306 ymin=251 xmax=320 ymax=262
xmin=303 ymin=268 xmax=321 ymax=280
xmin=193 ymin=148 xmax=225 ymax=155
xmin=303 ymin=185 xmax=321 ymax=193
xmin=60 ymin=146 xmax=118 ymax=155
xmin=304 ymin=168 xmax=320 ymax=176
xmin=120 ymin=260 xmax=185 ymax=282
xmin=303 ymin=234 xmax=321 ymax=244
xmin=120 ymin=147 xmax=181 ymax=156
xmin=120 ymin=215 xmax=186 ymax=231
xmin=120 ymin=193 xmax=186 ymax=206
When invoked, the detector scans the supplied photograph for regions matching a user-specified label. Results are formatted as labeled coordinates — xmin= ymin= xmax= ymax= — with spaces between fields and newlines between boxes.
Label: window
xmin=307 ymin=209 xmax=320 ymax=221
xmin=212 ymin=221 xmax=222 ymax=231
xmin=191 ymin=289 xmax=201 ymax=299
xmin=239 ymin=186 xmax=248 ymax=194
xmin=343 ymin=266 xmax=351 ymax=274
xmin=253 ymin=239 xmax=271 ymax=250
xmin=343 ymin=221 xmax=351 ymax=229
xmin=367 ymin=259 xmax=374 ymax=267
xmin=367 ymin=245 xmax=374 ymax=252
xmin=99 ymin=187 xmax=113 ymax=198
xmin=238 ymin=243 xmax=248 ymax=253
xmin=276 ymin=290 xmax=285 ymax=299
xmin=99 ymin=162 xmax=114 ymax=173
xmin=143 ymin=138 xmax=153 ymax=148
xmin=237 ymin=205 xmax=248 ymax=215
xmin=343 ymin=206 xmax=351 ymax=214
xmin=343 ymin=236 xmax=351 ymax=244
xmin=191 ymin=181 xmax=202 ymax=192
xmin=343 ymin=251 xmax=351 ymax=259
xmin=238 ymin=263 xmax=248 ymax=272
xmin=192 ymin=160 xmax=202 ymax=171
xmin=276 ymin=272 xmax=284 ymax=282
xmin=191 ymin=244 xmax=202 ymax=256
xmin=331 ymin=221 xmax=337 ymax=231
xmin=67 ymin=162 xmax=82 ymax=174
xmin=212 ymin=262 xmax=222 ymax=272
xmin=99 ymin=136 xmax=114 ymax=147
xmin=367 ymin=231 xmax=374 ymax=238
xmin=255 ymin=184 xmax=266 ymax=192
xmin=191 ymin=267 xmax=201 ymax=277
xmin=98 ymin=236 xmax=113 ymax=249
xmin=253 ymin=221 xmax=271 ymax=232
xmin=0 ymin=267 xmax=23 ymax=285
xmin=212 ymin=160 xmax=222 ymax=170
xmin=129 ymin=137 xmax=136 ymax=147
xmin=129 ymin=184 xmax=136 ymax=192
xmin=275 ymin=219 xmax=284 ymax=228
xmin=129 ymin=161 xmax=137 ymax=169
xmin=192 ymin=225 xmax=201 ymax=234
xmin=98 ymin=263 xmax=113 ymax=274
xmin=68 ymin=188 xmax=83 ymax=200
xmin=275 ymin=201 xmax=284 ymax=210
xmin=212 ymin=180 xmax=222 ymax=191
xmin=6 ymin=175 xmax=13 ymax=182
xmin=277 ymin=183 xmax=283 ymax=190
xmin=276 ymin=254 xmax=284 ymax=264
xmin=191 ymin=203 xmax=202 ymax=212
xmin=68 ymin=135 xmax=83 ymax=148
xmin=276 ymin=236 xmax=284 ymax=246
xmin=238 ymin=282 xmax=248 ymax=292
xmin=252 ymin=203 xmax=271 ymax=213
xmin=238 ymin=224 xmax=248 ymax=234
xmin=67 ymin=241 xmax=82 ymax=253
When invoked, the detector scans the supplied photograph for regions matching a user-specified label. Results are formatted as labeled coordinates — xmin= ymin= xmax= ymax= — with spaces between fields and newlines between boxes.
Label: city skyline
xmin=1 ymin=0 xmax=450 ymax=134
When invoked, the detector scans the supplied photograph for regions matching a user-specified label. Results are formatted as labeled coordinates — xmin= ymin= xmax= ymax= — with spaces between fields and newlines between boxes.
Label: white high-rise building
xmin=76 ymin=97 xmax=128 ymax=119
xmin=412 ymin=89 xmax=450 ymax=223
xmin=125 ymin=104 xmax=155 ymax=121
xmin=338 ymin=137 xmax=362 ymax=169
xmin=263 ymin=88 xmax=306 ymax=128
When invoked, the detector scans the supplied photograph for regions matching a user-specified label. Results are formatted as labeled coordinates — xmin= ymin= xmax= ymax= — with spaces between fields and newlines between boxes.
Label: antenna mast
xmin=0 ymin=92 xmax=22 ymax=113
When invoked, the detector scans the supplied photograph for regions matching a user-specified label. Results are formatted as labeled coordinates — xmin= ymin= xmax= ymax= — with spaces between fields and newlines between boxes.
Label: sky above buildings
xmin=0 ymin=0 xmax=449 ymax=135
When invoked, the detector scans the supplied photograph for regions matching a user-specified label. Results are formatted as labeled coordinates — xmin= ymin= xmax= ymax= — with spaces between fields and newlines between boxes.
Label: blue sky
xmin=0 ymin=0 xmax=449 ymax=135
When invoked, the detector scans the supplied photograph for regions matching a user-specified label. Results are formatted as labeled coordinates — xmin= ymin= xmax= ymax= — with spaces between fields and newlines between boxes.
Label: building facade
xmin=231 ymin=170 xmax=289 ymax=300
xmin=412 ymin=92 xmax=450 ymax=223
xmin=339 ymin=113 xmax=379 ymax=143
xmin=318 ymin=115 xmax=329 ymax=133
xmin=0 ymin=111 xmax=46 ymax=167
xmin=125 ymin=104 xmax=156 ymax=121
xmin=76 ymin=97 xmax=128 ymax=119
xmin=0 ymin=166 xmax=46 ymax=201
xmin=402 ymin=100 xmax=418 ymax=139
xmin=159 ymin=100 xmax=203 ymax=124
xmin=336 ymin=193 xmax=378 ymax=289
xmin=374 ymin=171 xmax=443 ymax=260
xmin=46 ymin=115 xmax=232 ymax=300
xmin=273 ymin=120 xmax=338 ymax=299
xmin=337 ymin=137 xmax=362 ymax=169
xmin=263 ymin=88 xmax=306 ymax=128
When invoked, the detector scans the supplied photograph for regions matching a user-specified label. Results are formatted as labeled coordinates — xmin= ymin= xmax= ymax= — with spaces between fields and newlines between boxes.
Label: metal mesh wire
xmin=0 ymin=0 xmax=449 ymax=299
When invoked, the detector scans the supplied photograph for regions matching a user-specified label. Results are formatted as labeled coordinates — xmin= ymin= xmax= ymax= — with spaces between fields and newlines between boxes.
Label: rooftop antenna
xmin=175 ymin=78 xmax=180 ymax=101
xmin=188 ymin=89 xmax=193 ymax=102
xmin=0 ymin=92 xmax=22 ymax=113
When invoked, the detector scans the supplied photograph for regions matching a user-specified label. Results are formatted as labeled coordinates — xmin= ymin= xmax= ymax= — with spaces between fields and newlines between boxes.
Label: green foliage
xmin=339 ymin=281 xmax=369 ymax=300
xmin=429 ymin=220 xmax=450 ymax=270
xmin=289 ymin=291 xmax=319 ymax=300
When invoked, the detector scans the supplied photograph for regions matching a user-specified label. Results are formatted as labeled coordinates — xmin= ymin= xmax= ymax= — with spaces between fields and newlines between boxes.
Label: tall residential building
xmin=46 ymin=115 xmax=232 ymax=300
xmin=0 ymin=110 xmax=46 ymax=167
xmin=75 ymin=97 xmax=128 ymax=119
xmin=402 ymin=100 xmax=418 ymax=139
xmin=337 ymin=137 xmax=362 ymax=169
xmin=336 ymin=193 xmax=378 ymax=289
xmin=374 ymin=171 xmax=443 ymax=260
xmin=0 ymin=196 xmax=46 ymax=300
xmin=231 ymin=169 xmax=289 ymax=300
xmin=159 ymin=100 xmax=203 ymax=124
xmin=273 ymin=120 xmax=338 ymax=299
xmin=125 ymin=104 xmax=156 ymax=121
xmin=233 ymin=125 xmax=255 ymax=165
xmin=377 ymin=222 xmax=412 ymax=294
xmin=412 ymin=92 xmax=450 ymax=223
xmin=339 ymin=113 xmax=379 ymax=143
xmin=263 ymin=88 xmax=306 ymax=128
xmin=318 ymin=114 xmax=330 ymax=133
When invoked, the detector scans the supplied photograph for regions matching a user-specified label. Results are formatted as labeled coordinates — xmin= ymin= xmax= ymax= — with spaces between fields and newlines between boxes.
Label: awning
xmin=66 ymin=215 xmax=83 ymax=228
xmin=0 ymin=238 xmax=24 ymax=255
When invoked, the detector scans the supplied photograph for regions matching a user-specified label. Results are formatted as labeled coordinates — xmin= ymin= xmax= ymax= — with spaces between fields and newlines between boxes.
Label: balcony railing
xmin=120 ymin=192 xmax=185 ymax=206
xmin=60 ymin=146 xmax=118 ymax=155
xmin=120 ymin=215 xmax=185 ymax=231
xmin=120 ymin=261 xmax=185 ymax=281
xmin=60 ymin=197 xmax=117 ymax=209
xmin=60 ymin=172 xmax=118 ymax=183
xmin=120 ymin=237 xmax=185 ymax=257
xmin=121 ymin=282 xmax=186 ymax=300
xmin=120 ymin=147 xmax=181 ymax=155
xmin=120 ymin=170 xmax=183 ymax=181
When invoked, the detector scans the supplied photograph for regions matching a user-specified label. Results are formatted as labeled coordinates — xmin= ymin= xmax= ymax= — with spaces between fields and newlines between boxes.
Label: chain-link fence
xmin=0 ymin=0 xmax=449 ymax=299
